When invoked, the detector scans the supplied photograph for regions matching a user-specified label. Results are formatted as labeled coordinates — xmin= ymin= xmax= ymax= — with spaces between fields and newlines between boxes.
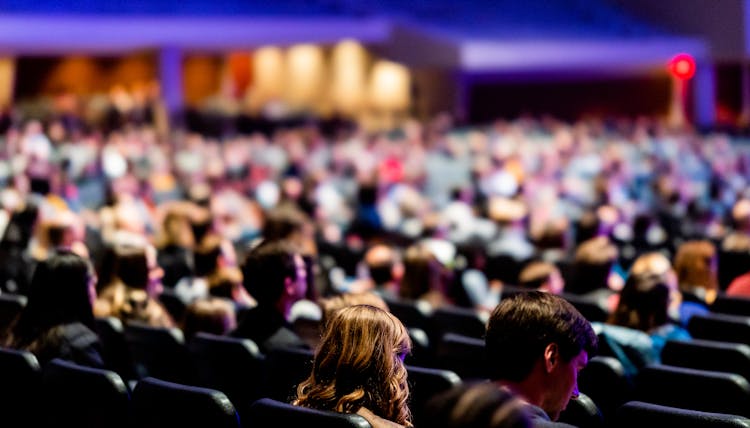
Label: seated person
xmin=181 ymin=297 xmax=237 ymax=341
xmin=518 ymin=262 xmax=564 ymax=295
xmin=294 ymin=305 xmax=412 ymax=428
xmin=485 ymin=291 xmax=597 ymax=427
xmin=94 ymin=241 xmax=174 ymax=328
xmin=231 ymin=240 xmax=309 ymax=353
xmin=674 ymin=240 xmax=718 ymax=307
xmin=5 ymin=251 xmax=104 ymax=367
xmin=399 ymin=243 xmax=453 ymax=312
xmin=595 ymin=273 xmax=691 ymax=377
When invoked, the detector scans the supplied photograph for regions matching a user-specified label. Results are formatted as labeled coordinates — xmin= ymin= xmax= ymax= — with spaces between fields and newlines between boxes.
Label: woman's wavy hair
xmin=295 ymin=305 xmax=412 ymax=426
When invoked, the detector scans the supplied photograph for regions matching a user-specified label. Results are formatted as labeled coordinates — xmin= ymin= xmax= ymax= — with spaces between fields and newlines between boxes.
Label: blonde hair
xmin=295 ymin=305 xmax=412 ymax=426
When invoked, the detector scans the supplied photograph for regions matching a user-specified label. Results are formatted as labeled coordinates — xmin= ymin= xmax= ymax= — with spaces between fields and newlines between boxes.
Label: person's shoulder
xmin=522 ymin=404 xmax=576 ymax=428
xmin=356 ymin=407 xmax=407 ymax=428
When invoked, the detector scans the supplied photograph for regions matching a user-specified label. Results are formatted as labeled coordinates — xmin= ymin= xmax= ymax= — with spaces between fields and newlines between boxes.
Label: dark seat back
xmin=688 ymin=313 xmax=750 ymax=345
xmin=158 ymin=288 xmax=187 ymax=324
xmin=248 ymin=398 xmax=371 ymax=428
xmin=558 ymin=392 xmax=604 ymax=428
xmin=0 ymin=293 xmax=26 ymax=337
xmin=430 ymin=306 xmax=486 ymax=339
xmin=42 ymin=358 xmax=130 ymax=428
xmin=385 ymin=298 xmax=433 ymax=335
xmin=662 ymin=339 xmax=750 ymax=382
xmin=189 ymin=332 xmax=265 ymax=415
xmin=406 ymin=365 xmax=461 ymax=426
xmin=434 ymin=332 xmax=488 ymax=380
xmin=265 ymin=346 xmax=315 ymax=402
xmin=578 ymin=356 xmax=633 ymax=422
xmin=0 ymin=347 xmax=41 ymax=427
xmin=615 ymin=401 xmax=750 ymax=428
xmin=561 ymin=292 xmax=610 ymax=323
xmin=712 ymin=294 xmax=750 ymax=317
xmin=131 ymin=377 xmax=240 ymax=428
xmin=124 ymin=322 xmax=194 ymax=383
xmin=635 ymin=364 xmax=750 ymax=417
xmin=95 ymin=317 xmax=136 ymax=381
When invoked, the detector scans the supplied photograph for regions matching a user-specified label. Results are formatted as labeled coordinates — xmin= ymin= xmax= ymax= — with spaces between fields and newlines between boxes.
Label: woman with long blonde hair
xmin=294 ymin=305 xmax=412 ymax=427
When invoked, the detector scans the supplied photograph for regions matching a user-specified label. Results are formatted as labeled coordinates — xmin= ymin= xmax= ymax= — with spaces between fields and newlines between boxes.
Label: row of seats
xmin=3 ymin=345 xmax=749 ymax=428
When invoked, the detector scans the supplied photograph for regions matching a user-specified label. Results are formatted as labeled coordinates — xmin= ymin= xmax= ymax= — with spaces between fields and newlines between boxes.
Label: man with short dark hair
xmin=231 ymin=240 xmax=309 ymax=353
xmin=485 ymin=291 xmax=597 ymax=427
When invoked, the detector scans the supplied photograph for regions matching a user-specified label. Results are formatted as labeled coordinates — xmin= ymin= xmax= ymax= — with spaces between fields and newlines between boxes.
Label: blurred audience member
xmin=181 ymin=297 xmax=237 ymax=341
xmin=674 ymin=240 xmax=718 ymax=306
xmin=5 ymin=251 xmax=103 ymax=367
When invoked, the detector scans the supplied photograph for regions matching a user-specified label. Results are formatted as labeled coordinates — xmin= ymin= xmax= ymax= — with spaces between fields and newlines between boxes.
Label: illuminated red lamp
xmin=669 ymin=53 xmax=696 ymax=80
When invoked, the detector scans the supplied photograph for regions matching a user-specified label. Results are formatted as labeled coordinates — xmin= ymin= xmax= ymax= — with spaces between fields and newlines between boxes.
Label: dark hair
xmin=193 ymin=234 xmax=222 ymax=277
xmin=423 ymin=383 xmax=531 ymax=428
xmin=262 ymin=206 xmax=309 ymax=242
xmin=8 ymin=251 xmax=94 ymax=349
xmin=113 ymin=245 xmax=149 ymax=289
xmin=241 ymin=240 xmax=298 ymax=306
xmin=485 ymin=291 xmax=597 ymax=382
xmin=608 ymin=273 xmax=670 ymax=332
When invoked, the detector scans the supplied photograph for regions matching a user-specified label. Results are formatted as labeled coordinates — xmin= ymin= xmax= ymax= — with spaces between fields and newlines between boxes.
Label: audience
xmin=5 ymin=251 xmax=103 ymax=367
xmin=485 ymin=291 xmax=597 ymax=426
xmin=294 ymin=304 xmax=412 ymax=428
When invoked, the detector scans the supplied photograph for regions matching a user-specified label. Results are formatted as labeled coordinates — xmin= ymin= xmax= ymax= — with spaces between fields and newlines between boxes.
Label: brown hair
xmin=318 ymin=292 xmax=390 ymax=327
xmin=674 ymin=240 xmax=717 ymax=293
xmin=295 ymin=305 xmax=412 ymax=426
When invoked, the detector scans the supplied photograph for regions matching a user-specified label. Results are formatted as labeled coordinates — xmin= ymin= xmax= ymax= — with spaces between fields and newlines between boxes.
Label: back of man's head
xmin=241 ymin=240 xmax=297 ymax=307
xmin=485 ymin=291 xmax=597 ymax=382
xmin=365 ymin=244 xmax=399 ymax=285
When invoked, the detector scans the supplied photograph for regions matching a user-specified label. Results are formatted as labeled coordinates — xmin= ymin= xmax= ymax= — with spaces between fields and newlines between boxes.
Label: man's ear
xmin=544 ymin=343 xmax=559 ymax=373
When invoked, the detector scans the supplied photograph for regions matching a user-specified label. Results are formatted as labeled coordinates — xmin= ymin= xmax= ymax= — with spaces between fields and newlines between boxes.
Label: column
xmin=159 ymin=47 xmax=183 ymax=120
xmin=692 ymin=61 xmax=716 ymax=129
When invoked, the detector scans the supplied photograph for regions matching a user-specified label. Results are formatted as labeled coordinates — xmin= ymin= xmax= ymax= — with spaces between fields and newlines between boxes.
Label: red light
xmin=669 ymin=53 xmax=696 ymax=80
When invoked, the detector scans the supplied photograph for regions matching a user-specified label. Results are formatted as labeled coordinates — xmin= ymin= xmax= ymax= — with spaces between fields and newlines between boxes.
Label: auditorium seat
xmin=560 ymin=292 xmax=610 ymax=323
xmin=661 ymin=339 xmax=750 ymax=382
xmin=635 ymin=364 xmax=750 ymax=416
xmin=615 ymin=401 xmax=750 ymax=428
xmin=189 ymin=332 xmax=265 ymax=416
xmin=42 ymin=358 xmax=129 ymax=428
xmin=384 ymin=298 xmax=433 ymax=337
xmin=430 ymin=306 xmax=486 ymax=339
xmin=687 ymin=313 xmax=750 ymax=345
xmin=558 ymin=392 xmax=604 ymax=428
xmin=265 ymin=346 xmax=315 ymax=402
xmin=131 ymin=377 xmax=240 ymax=428
xmin=248 ymin=398 xmax=371 ymax=428
xmin=579 ymin=356 xmax=633 ymax=422
xmin=124 ymin=321 xmax=195 ymax=384
xmin=158 ymin=288 xmax=187 ymax=323
xmin=95 ymin=317 xmax=136 ymax=380
xmin=712 ymin=294 xmax=750 ymax=317
xmin=0 ymin=347 xmax=41 ymax=427
xmin=406 ymin=365 xmax=461 ymax=427
xmin=404 ymin=327 xmax=432 ymax=367
xmin=0 ymin=293 xmax=26 ymax=335
xmin=434 ymin=332 xmax=488 ymax=380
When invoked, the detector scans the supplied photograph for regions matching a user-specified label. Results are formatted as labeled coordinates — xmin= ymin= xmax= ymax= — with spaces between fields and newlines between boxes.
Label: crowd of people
xmin=1 ymin=106 xmax=750 ymax=426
